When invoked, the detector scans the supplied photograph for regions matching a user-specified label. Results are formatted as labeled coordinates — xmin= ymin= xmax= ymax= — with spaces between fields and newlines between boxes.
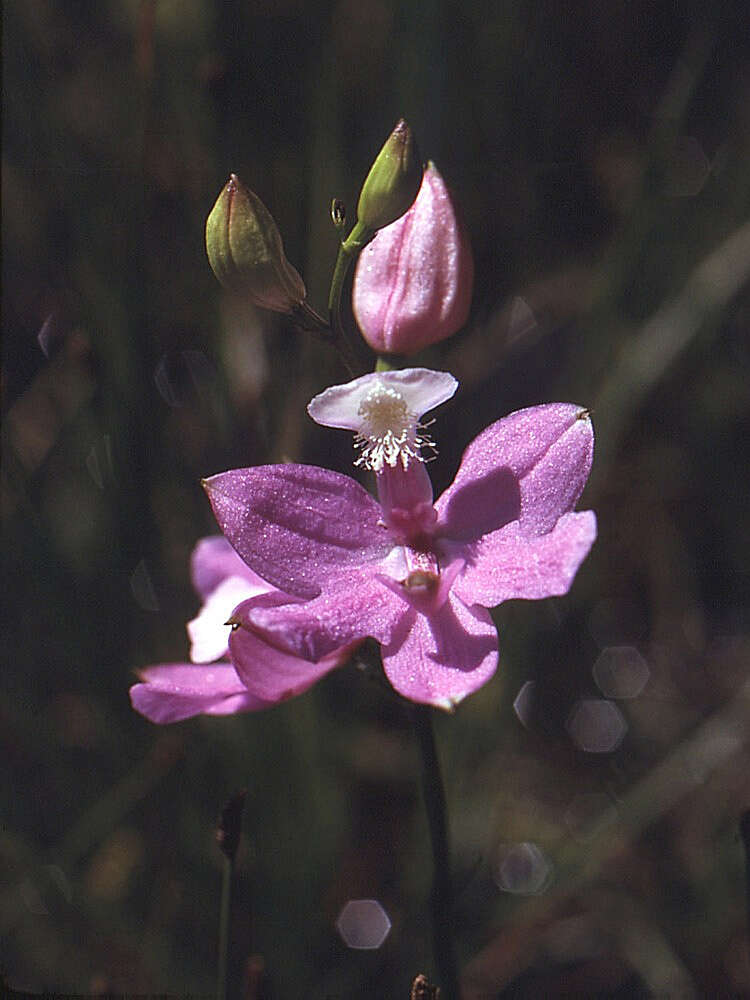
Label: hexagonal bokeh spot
xmin=592 ymin=646 xmax=649 ymax=699
xmin=566 ymin=698 xmax=627 ymax=753
xmin=664 ymin=135 xmax=711 ymax=197
xmin=336 ymin=898 xmax=391 ymax=950
xmin=493 ymin=842 xmax=551 ymax=895
xmin=512 ymin=680 xmax=536 ymax=728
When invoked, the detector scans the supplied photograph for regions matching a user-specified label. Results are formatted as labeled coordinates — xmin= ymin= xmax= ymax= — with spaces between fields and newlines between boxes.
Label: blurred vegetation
xmin=2 ymin=1 xmax=750 ymax=996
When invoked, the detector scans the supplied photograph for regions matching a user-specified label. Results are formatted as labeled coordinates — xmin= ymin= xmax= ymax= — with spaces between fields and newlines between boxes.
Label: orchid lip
xmin=352 ymin=383 xmax=434 ymax=472
xmin=307 ymin=368 xmax=458 ymax=472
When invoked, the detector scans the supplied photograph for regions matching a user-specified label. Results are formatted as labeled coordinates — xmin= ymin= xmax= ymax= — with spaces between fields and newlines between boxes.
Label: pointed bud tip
xmin=356 ymin=119 xmax=423 ymax=231
xmin=225 ymin=175 xmax=239 ymax=206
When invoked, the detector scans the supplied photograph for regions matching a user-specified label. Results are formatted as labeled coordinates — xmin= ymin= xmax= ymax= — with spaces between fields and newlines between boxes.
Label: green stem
xmin=412 ymin=704 xmax=460 ymax=999
xmin=375 ymin=355 xmax=395 ymax=372
xmin=327 ymin=219 xmax=374 ymax=376
xmin=216 ymin=854 xmax=233 ymax=1000
xmin=374 ymin=355 xmax=408 ymax=373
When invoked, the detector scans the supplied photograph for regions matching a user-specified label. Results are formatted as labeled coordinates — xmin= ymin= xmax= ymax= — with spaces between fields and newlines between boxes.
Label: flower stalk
xmin=327 ymin=219 xmax=375 ymax=375
xmin=216 ymin=790 xmax=247 ymax=1000
xmin=216 ymin=853 xmax=232 ymax=1000
xmin=412 ymin=704 xmax=460 ymax=999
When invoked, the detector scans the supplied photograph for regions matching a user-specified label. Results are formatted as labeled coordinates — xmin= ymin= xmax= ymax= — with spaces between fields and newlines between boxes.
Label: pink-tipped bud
xmin=352 ymin=162 xmax=473 ymax=355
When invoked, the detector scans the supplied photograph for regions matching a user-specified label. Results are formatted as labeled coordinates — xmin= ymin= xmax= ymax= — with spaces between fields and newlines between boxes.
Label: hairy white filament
xmin=353 ymin=384 xmax=435 ymax=472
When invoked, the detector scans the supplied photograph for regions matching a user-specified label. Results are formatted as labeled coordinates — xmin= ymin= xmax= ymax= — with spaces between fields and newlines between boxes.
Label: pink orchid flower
xmin=353 ymin=162 xmax=474 ymax=355
xmin=204 ymin=368 xmax=596 ymax=710
xmin=130 ymin=536 xmax=353 ymax=723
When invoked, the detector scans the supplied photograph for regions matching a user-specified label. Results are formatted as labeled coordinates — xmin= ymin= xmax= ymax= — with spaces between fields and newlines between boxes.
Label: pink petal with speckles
xmin=204 ymin=464 xmax=392 ymax=599
xmin=452 ymin=511 xmax=597 ymax=608
xmin=436 ymin=404 xmax=594 ymax=540
xmin=381 ymin=591 xmax=498 ymax=708
xmin=130 ymin=663 xmax=269 ymax=723
xmin=233 ymin=568 xmax=404 ymax=663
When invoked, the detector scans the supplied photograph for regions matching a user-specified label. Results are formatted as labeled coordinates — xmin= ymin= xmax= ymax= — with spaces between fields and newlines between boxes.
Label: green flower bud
xmin=356 ymin=119 xmax=423 ymax=232
xmin=205 ymin=174 xmax=306 ymax=313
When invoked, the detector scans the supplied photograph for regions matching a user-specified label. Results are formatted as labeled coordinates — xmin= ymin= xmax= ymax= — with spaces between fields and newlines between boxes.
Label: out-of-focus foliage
xmin=2 ymin=1 xmax=749 ymax=996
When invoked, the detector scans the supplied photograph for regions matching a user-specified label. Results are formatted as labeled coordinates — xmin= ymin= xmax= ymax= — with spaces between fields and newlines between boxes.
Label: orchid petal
xmin=130 ymin=663 xmax=269 ymax=723
xmin=204 ymin=464 xmax=391 ymax=599
xmin=307 ymin=368 xmax=458 ymax=432
xmin=228 ymin=627 xmax=354 ymax=702
xmin=232 ymin=569 xmax=404 ymax=662
xmin=381 ymin=593 xmax=498 ymax=708
xmin=436 ymin=404 xmax=594 ymax=540
xmin=201 ymin=693 xmax=268 ymax=716
xmin=452 ymin=511 xmax=597 ymax=608
xmin=190 ymin=535 xmax=269 ymax=598
xmin=517 ymin=411 xmax=594 ymax=535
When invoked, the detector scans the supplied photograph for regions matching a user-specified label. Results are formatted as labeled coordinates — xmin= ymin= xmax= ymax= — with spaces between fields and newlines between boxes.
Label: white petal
xmin=307 ymin=368 xmax=458 ymax=431
xmin=188 ymin=574 xmax=271 ymax=663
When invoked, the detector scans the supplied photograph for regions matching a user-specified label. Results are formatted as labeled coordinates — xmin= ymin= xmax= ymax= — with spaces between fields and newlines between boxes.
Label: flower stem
xmin=327 ymin=219 xmax=374 ymax=376
xmin=411 ymin=704 xmax=460 ymax=999
xmin=215 ymin=790 xmax=245 ymax=1000
xmin=216 ymin=853 xmax=233 ymax=1000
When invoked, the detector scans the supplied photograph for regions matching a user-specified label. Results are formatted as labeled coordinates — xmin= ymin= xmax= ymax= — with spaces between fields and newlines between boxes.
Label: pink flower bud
xmin=352 ymin=163 xmax=473 ymax=355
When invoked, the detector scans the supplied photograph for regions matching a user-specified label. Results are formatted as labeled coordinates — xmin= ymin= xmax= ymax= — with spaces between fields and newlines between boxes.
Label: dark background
xmin=2 ymin=1 xmax=749 ymax=996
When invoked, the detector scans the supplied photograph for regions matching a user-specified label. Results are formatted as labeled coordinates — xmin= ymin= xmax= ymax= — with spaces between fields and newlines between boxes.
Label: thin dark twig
xmin=740 ymin=810 xmax=750 ymax=959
